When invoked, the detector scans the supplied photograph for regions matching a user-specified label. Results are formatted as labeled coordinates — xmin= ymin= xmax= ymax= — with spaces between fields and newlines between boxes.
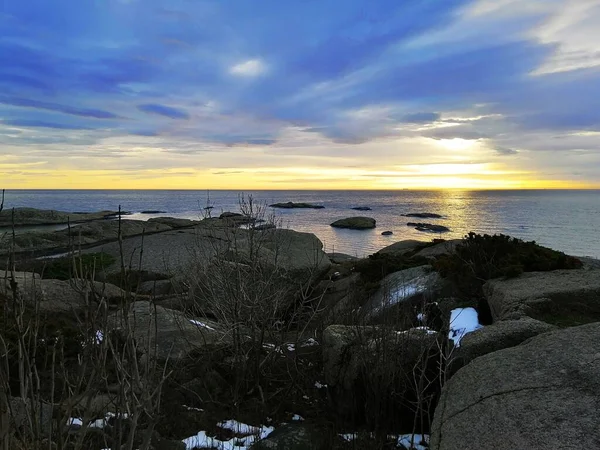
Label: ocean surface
xmin=3 ymin=190 xmax=600 ymax=258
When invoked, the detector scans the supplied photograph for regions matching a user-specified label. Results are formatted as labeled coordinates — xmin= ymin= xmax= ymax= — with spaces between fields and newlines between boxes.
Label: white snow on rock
xmin=397 ymin=433 xmax=429 ymax=449
xmin=189 ymin=319 xmax=216 ymax=331
xmin=448 ymin=307 xmax=482 ymax=347
xmin=182 ymin=420 xmax=273 ymax=450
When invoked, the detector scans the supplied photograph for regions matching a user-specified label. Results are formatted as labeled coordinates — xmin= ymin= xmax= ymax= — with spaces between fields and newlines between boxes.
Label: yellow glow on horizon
xmin=1 ymin=165 xmax=598 ymax=190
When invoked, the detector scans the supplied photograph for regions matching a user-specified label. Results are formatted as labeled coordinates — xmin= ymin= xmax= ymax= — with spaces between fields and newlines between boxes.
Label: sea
xmin=2 ymin=190 xmax=600 ymax=258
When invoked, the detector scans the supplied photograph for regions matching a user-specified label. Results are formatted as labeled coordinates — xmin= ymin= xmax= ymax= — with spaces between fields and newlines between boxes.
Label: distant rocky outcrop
xmin=407 ymin=222 xmax=450 ymax=233
xmin=351 ymin=206 xmax=372 ymax=211
xmin=381 ymin=231 xmax=393 ymax=236
xmin=269 ymin=202 xmax=324 ymax=209
xmin=330 ymin=217 xmax=376 ymax=229
xmin=431 ymin=323 xmax=600 ymax=450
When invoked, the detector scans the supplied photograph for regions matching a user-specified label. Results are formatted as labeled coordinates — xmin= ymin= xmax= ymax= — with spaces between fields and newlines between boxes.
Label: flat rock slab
xmin=0 ymin=275 xmax=123 ymax=313
xmin=0 ymin=208 xmax=125 ymax=227
xmin=431 ymin=323 xmax=600 ymax=450
xmin=453 ymin=317 xmax=556 ymax=371
xmin=377 ymin=240 xmax=425 ymax=256
xmin=413 ymin=239 xmax=462 ymax=259
xmin=483 ymin=269 xmax=600 ymax=324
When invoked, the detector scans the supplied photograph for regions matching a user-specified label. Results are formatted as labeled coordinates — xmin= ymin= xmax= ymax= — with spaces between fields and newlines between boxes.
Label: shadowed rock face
xmin=483 ymin=269 xmax=600 ymax=324
xmin=330 ymin=217 xmax=376 ymax=229
xmin=431 ymin=323 xmax=600 ymax=450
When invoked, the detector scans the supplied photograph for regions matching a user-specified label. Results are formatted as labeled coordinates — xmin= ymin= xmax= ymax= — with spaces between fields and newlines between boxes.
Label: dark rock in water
xmin=270 ymin=202 xmax=325 ymax=209
xmin=352 ymin=206 xmax=372 ymax=211
xmin=140 ymin=210 xmax=166 ymax=214
xmin=407 ymin=222 xmax=450 ymax=233
xmin=203 ymin=206 xmax=214 ymax=210
xmin=381 ymin=231 xmax=393 ymax=236
xmin=330 ymin=217 xmax=376 ymax=229
xmin=404 ymin=212 xmax=443 ymax=219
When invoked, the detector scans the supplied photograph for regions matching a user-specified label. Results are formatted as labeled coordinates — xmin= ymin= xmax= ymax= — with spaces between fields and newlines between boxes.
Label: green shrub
xmin=433 ymin=232 xmax=582 ymax=296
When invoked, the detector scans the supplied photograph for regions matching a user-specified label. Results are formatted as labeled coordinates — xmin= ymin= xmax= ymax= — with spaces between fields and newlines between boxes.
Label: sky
xmin=1 ymin=0 xmax=600 ymax=190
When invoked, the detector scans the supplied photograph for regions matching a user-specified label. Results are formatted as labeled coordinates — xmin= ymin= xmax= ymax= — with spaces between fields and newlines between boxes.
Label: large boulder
xmin=431 ymin=323 xmax=600 ymax=450
xmin=413 ymin=239 xmax=462 ymax=259
xmin=376 ymin=240 xmax=425 ymax=256
xmin=224 ymin=229 xmax=331 ymax=280
xmin=330 ymin=217 xmax=376 ymax=230
xmin=0 ymin=276 xmax=123 ymax=313
xmin=451 ymin=317 xmax=556 ymax=371
xmin=106 ymin=301 xmax=228 ymax=361
xmin=483 ymin=269 xmax=600 ymax=324
xmin=323 ymin=325 xmax=441 ymax=421
xmin=361 ymin=266 xmax=445 ymax=323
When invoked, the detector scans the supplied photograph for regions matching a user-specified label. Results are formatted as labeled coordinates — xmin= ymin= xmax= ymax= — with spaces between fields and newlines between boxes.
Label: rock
xmin=138 ymin=279 xmax=174 ymax=296
xmin=576 ymin=256 xmax=600 ymax=270
xmin=452 ymin=317 xmax=557 ymax=371
xmin=430 ymin=323 xmax=600 ymax=450
xmin=220 ymin=212 xmax=244 ymax=218
xmin=323 ymin=325 xmax=441 ymax=419
xmin=0 ymin=208 xmax=126 ymax=227
xmin=381 ymin=231 xmax=393 ymax=236
xmin=2 ymin=219 xmax=172 ymax=255
xmin=362 ymin=266 xmax=445 ymax=322
xmin=106 ymin=301 xmax=228 ymax=361
xmin=147 ymin=217 xmax=200 ymax=228
xmin=483 ymin=269 xmax=600 ymax=324
xmin=140 ymin=210 xmax=166 ymax=214
xmin=0 ymin=277 xmax=124 ymax=313
xmin=219 ymin=212 xmax=254 ymax=225
xmin=407 ymin=223 xmax=450 ymax=233
xmin=403 ymin=213 xmax=443 ymax=219
xmin=413 ymin=239 xmax=462 ymax=259
xmin=0 ymin=270 xmax=40 ymax=281
xmin=330 ymin=217 xmax=376 ymax=230
xmin=326 ymin=253 xmax=359 ymax=264
xmin=252 ymin=424 xmax=327 ymax=449
xmin=224 ymin=229 xmax=331 ymax=281
xmin=351 ymin=206 xmax=372 ymax=211
xmin=269 ymin=202 xmax=325 ymax=209
xmin=377 ymin=240 xmax=425 ymax=256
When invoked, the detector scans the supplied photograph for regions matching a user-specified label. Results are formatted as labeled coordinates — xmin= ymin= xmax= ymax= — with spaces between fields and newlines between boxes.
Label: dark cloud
xmin=138 ymin=103 xmax=190 ymax=119
xmin=0 ymin=96 xmax=118 ymax=119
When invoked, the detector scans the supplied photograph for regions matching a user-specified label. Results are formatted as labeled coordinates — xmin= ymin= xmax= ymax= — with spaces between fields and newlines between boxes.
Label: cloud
xmin=0 ymin=96 xmax=118 ymax=119
xmin=229 ymin=59 xmax=266 ymax=77
xmin=137 ymin=104 xmax=190 ymax=119
xmin=2 ymin=119 xmax=93 ymax=130
xmin=1 ymin=0 xmax=600 ymax=187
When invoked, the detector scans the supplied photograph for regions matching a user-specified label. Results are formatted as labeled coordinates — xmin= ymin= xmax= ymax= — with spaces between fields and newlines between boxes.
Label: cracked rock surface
xmin=431 ymin=322 xmax=600 ymax=450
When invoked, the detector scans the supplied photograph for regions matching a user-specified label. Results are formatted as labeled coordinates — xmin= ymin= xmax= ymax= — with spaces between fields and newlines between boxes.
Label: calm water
xmin=3 ymin=190 xmax=600 ymax=258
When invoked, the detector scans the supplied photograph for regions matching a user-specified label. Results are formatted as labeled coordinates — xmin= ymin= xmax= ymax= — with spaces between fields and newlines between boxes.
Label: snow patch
xmin=449 ymin=307 xmax=483 ymax=347
xmin=397 ymin=433 xmax=429 ymax=450
xmin=182 ymin=420 xmax=273 ymax=450
xmin=189 ymin=319 xmax=216 ymax=331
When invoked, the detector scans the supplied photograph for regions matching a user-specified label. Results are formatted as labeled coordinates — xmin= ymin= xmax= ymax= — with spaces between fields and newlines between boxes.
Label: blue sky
xmin=1 ymin=0 xmax=600 ymax=188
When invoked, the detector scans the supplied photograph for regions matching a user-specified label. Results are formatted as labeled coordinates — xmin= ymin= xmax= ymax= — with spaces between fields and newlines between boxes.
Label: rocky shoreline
xmin=0 ymin=208 xmax=598 ymax=449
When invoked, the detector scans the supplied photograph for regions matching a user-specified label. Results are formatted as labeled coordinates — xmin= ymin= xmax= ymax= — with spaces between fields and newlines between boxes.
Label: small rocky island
xmin=403 ymin=212 xmax=443 ymax=219
xmin=0 ymin=207 xmax=598 ymax=450
xmin=269 ymin=202 xmax=325 ymax=209
xmin=330 ymin=216 xmax=376 ymax=229
xmin=407 ymin=222 xmax=450 ymax=233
